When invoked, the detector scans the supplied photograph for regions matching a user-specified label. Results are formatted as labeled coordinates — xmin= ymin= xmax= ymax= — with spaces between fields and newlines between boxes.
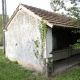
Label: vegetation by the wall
xmin=1 ymin=49 xmax=80 ymax=80
xmin=33 ymin=19 xmax=54 ymax=76
xmin=0 ymin=14 xmax=3 ymax=46
xmin=39 ymin=19 xmax=47 ymax=59
xmin=34 ymin=40 xmax=40 ymax=58
xmin=33 ymin=19 xmax=47 ymax=59
xmin=46 ymin=57 xmax=53 ymax=76
xmin=0 ymin=14 xmax=9 ymax=46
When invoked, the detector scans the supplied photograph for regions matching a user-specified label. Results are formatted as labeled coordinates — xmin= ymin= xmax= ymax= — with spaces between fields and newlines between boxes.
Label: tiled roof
xmin=22 ymin=4 xmax=78 ymax=28
xmin=4 ymin=4 xmax=79 ymax=30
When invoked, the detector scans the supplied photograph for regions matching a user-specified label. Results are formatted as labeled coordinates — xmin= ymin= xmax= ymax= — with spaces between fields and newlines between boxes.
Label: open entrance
xmin=52 ymin=26 xmax=80 ymax=74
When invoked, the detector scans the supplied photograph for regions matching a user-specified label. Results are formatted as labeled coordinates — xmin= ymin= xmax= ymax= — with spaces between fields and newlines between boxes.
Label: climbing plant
xmin=33 ymin=19 xmax=47 ymax=59
xmin=33 ymin=20 xmax=53 ymax=76
xmin=39 ymin=19 xmax=47 ymax=59
xmin=33 ymin=39 xmax=40 ymax=58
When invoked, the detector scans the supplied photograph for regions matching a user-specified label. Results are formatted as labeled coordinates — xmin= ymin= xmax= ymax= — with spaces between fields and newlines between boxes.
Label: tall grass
xmin=0 ymin=49 xmax=48 ymax=80
xmin=0 ymin=49 xmax=33 ymax=80
xmin=0 ymin=49 xmax=80 ymax=80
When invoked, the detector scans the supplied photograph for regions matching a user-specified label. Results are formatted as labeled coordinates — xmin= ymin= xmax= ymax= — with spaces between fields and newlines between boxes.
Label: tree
xmin=0 ymin=14 xmax=3 ymax=46
xmin=50 ymin=0 xmax=80 ymax=49
xmin=0 ymin=14 xmax=9 ymax=46
xmin=50 ymin=0 xmax=80 ymax=25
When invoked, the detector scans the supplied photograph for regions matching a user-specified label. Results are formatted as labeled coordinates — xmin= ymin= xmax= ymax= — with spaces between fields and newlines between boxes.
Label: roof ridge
xmin=21 ymin=3 xmax=72 ymax=21
xmin=4 ymin=3 xmax=80 ymax=30
xmin=21 ymin=4 xmax=63 ymax=17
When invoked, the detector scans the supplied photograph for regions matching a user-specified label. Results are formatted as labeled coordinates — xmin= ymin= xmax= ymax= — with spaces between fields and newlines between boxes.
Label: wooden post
xmin=2 ymin=0 xmax=7 ymax=54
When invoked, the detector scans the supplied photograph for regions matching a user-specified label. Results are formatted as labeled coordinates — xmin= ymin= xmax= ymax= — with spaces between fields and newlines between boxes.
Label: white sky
xmin=0 ymin=0 xmax=53 ymax=17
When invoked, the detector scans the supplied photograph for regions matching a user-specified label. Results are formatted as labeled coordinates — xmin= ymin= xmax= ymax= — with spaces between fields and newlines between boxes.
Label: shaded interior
xmin=51 ymin=26 xmax=80 ymax=75
xmin=52 ymin=27 xmax=80 ymax=50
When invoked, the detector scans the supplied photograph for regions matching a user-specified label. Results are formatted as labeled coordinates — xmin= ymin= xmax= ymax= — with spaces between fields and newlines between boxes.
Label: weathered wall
xmin=5 ymin=9 xmax=45 ymax=72
xmin=46 ymin=27 xmax=53 ymax=58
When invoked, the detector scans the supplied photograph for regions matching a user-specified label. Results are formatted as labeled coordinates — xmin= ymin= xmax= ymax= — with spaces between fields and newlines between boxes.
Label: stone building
xmin=4 ymin=4 xmax=80 ymax=76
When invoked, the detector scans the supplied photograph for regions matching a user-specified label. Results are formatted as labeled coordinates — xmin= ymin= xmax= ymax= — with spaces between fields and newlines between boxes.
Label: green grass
xmin=0 ymin=49 xmax=48 ymax=80
xmin=52 ymin=68 xmax=80 ymax=80
xmin=0 ymin=49 xmax=80 ymax=80
xmin=0 ymin=49 xmax=33 ymax=80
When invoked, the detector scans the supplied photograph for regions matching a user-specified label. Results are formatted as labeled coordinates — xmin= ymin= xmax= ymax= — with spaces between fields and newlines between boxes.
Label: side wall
xmin=46 ymin=27 xmax=53 ymax=58
xmin=5 ymin=9 xmax=45 ymax=72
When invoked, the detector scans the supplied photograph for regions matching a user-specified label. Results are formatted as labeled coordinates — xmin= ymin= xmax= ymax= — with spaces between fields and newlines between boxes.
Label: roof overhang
xmin=4 ymin=4 xmax=53 ymax=31
xmin=3 ymin=4 xmax=80 ymax=31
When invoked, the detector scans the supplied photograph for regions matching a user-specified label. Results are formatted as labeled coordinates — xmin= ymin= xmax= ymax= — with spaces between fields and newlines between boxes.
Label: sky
xmin=0 ymin=0 xmax=53 ymax=17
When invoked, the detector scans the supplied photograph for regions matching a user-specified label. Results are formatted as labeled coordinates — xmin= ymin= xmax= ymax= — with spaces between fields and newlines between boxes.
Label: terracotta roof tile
xmin=4 ymin=4 xmax=80 ymax=30
xmin=22 ymin=4 xmax=79 ymax=28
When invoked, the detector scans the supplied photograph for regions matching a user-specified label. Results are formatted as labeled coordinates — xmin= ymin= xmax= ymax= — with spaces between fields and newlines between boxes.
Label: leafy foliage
xmin=0 ymin=49 xmax=49 ymax=80
xmin=50 ymin=0 xmax=80 ymax=49
xmin=0 ymin=14 xmax=2 ymax=33
xmin=39 ymin=19 xmax=47 ymax=59
xmin=0 ymin=14 xmax=9 ymax=46
xmin=71 ymin=39 xmax=80 ymax=49
xmin=0 ymin=49 xmax=80 ymax=80
xmin=50 ymin=0 xmax=80 ymax=25
xmin=0 ymin=14 xmax=3 ymax=46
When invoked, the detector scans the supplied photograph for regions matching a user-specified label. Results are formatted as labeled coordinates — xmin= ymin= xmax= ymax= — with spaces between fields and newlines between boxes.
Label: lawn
xmin=52 ymin=68 xmax=80 ymax=80
xmin=0 ymin=49 xmax=80 ymax=80
xmin=0 ymin=49 xmax=32 ymax=80
xmin=0 ymin=49 xmax=48 ymax=80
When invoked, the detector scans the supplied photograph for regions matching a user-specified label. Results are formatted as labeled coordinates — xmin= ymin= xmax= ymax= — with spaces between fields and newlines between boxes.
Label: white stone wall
xmin=5 ymin=9 xmax=45 ymax=72
xmin=46 ymin=27 xmax=53 ymax=58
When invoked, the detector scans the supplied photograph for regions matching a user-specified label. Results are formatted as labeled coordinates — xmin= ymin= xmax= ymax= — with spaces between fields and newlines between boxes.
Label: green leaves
xmin=77 ymin=39 xmax=80 ymax=43
xmin=39 ymin=19 xmax=47 ymax=59
xmin=50 ymin=0 xmax=80 ymax=19
xmin=0 ymin=14 xmax=3 ymax=46
xmin=0 ymin=14 xmax=2 ymax=32
xmin=71 ymin=43 xmax=80 ymax=50
xmin=39 ymin=20 xmax=47 ymax=43
xmin=50 ymin=0 xmax=65 ymax=11
xmin=50 ymin=0 xmax=80 ymax=50
xmin=70 ymin=39 xmax=80 ymax=50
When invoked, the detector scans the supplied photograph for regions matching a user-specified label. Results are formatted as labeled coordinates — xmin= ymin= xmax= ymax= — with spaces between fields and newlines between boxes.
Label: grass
xmin=0 ymin=49 xmax=80 ymax=80
xmin=0 ymin=49 xmax=33 ymax=80
xmin=0 ymin=49 xmax=48 ymax=80
xmin=52 ymin=68 xmax=80 ymax=80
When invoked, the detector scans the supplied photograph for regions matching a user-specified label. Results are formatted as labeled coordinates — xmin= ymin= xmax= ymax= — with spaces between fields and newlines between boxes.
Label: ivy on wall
xmin=33 ymin=19 xmax=53 ymax=76
xmin=33 ymin=19 xmax=47 ymax=59
xmin=33 ymin=40 xmax=40 ymax=58
xmin=39 ymin=19 xmax=47 ymax=59
xmin=39 ymin=19 xmax=53 ymax=76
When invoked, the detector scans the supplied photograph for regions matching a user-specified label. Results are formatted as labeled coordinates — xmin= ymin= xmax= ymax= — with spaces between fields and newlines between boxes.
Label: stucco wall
xmin=46 ymin=27 xmax=53 ymax=58
xmin=5 ymin=9 xmax=45 ymax=72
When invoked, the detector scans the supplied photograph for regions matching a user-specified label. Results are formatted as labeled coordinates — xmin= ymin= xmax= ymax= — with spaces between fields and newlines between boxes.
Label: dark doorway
xmin=52 ymin=26 xmax=80 ymax=74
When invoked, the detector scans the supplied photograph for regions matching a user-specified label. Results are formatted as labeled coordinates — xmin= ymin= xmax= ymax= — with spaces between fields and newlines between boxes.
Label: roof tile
xmin=5 ymin=4 xmax=80 ymax=30
xmin=22 ymin=4 xmax=73 ymax=27
xmin=22 ymin=4 xmax=79 ymax=28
